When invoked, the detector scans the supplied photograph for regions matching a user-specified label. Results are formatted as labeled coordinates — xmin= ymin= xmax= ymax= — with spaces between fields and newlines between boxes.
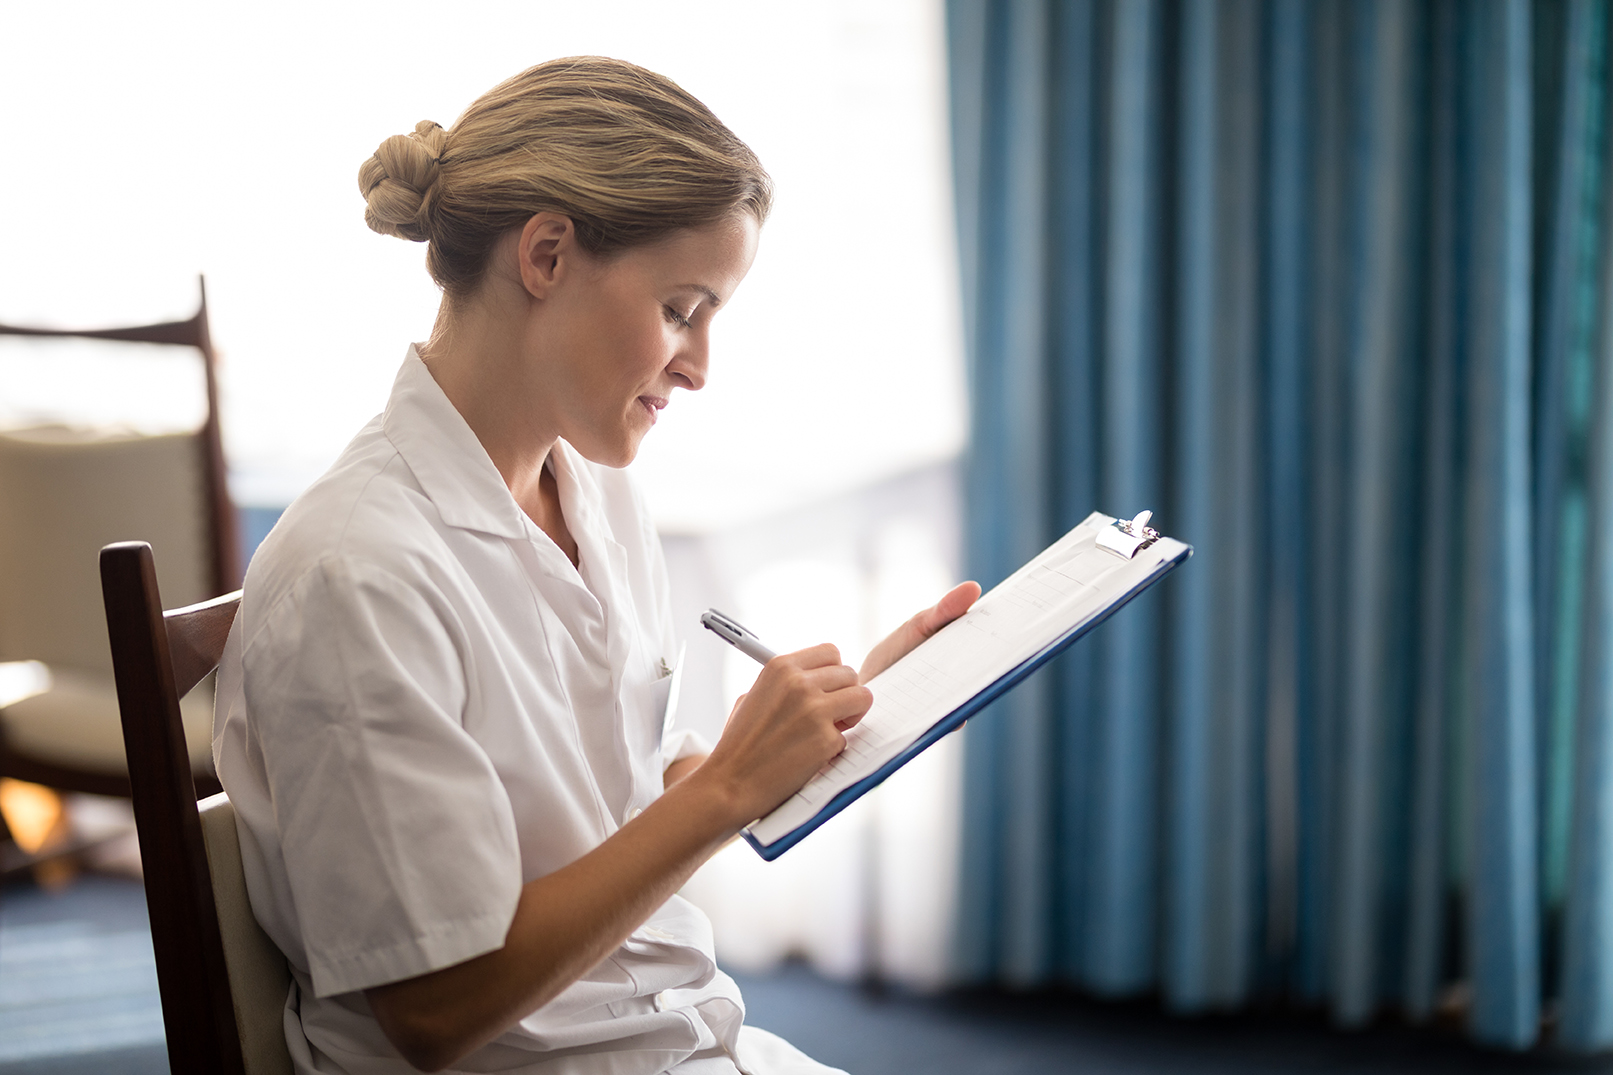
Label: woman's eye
xmin=663 ymin=306 xmax=692 ymax=329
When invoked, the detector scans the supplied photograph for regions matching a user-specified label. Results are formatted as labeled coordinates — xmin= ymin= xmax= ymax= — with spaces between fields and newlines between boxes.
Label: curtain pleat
xmin=1562 ymin=0 xmax=1613 ymax=1045
xmin=1087 ymin=0 xmax=1165 ymax=996
xmin=1048 ymin=0 xmax=1100 ymax=987
xmin=1332 ymin=0 xmax=1420 ymax=1028
xmin=1404 ymin=0 xmax=1464 ymax=1022
xmin=1165 ymin=0 xmax=1218 ymax=1009
xmin=1462 ymin=1 xmax=1542 ymax=1047
xmin=955 ymin=0 xmax=1060 ymax=986
xmin=1260 ymin=0 xmax=1310 ymax=1010
xmin=1564 ymin=119 xmax=1613 ymax=1034
xmin=947 ymin=0 xmax=1613 ymax=1049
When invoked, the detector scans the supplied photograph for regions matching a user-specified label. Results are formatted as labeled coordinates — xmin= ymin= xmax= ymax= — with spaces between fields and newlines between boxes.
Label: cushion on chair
xmin=0 ymin=665 xmax=216 ymax=774
xmin=0 ymin=424 xmax=212 ymax=673
xmin=198 ymin=792 xmax=294 ymax=1075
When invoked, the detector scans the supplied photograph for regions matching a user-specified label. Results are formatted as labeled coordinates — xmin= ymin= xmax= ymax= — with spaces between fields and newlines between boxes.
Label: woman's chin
xmin=574 ymin=435 xmax=642 ymax=470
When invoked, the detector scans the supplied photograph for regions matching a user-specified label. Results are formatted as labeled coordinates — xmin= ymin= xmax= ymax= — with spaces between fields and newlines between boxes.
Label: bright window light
xmin=0 ymin=0 xmax=966 ymax=533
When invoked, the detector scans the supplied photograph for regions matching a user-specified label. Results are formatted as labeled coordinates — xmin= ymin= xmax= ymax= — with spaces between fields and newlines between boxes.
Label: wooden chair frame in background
xmin=0 ymin=276 xmax=240 ymax=597
xmin=0 ymin=276 xmax=239 ymax=801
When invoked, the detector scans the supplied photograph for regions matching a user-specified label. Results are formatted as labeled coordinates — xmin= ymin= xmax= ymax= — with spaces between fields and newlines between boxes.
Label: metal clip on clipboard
xmin=1096 ymin=510 xmax=1161 ymax=560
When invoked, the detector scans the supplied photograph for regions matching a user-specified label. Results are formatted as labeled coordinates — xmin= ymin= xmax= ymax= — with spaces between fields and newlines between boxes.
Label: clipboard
xmin=742 ymin=510 xmax=1192 ymax=860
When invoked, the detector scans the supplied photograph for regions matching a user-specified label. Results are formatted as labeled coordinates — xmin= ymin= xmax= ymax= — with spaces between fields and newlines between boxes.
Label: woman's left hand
xmin=857 ymin=581 xmax=982 ymax=685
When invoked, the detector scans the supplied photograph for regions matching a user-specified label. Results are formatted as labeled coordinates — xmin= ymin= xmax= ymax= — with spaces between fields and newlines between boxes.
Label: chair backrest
xmin=0 ymin=279 xmax=240 ymax=673
xmin=0 ymin=426 xmax=213 ymax=672
xmin=101 ymin=539 xmax=291 ymax=1075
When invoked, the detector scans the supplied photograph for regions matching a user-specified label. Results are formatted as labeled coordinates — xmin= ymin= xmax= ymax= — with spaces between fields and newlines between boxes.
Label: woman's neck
xmin=419 ymin=295 xmax=578 ymax=565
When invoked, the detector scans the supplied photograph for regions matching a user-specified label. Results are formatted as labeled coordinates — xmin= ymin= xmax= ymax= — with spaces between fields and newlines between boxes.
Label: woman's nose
xmin=670 ymin=333 xmax=709 ymax=392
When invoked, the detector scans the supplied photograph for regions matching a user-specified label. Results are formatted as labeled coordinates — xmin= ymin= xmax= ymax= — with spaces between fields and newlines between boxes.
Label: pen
xmin=700 ymin=609 xmax=778 ymax=664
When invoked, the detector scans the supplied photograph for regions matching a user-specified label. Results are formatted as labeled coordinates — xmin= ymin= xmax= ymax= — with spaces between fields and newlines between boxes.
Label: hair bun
xmin=358 ymin=120 xmax=448 ymax=242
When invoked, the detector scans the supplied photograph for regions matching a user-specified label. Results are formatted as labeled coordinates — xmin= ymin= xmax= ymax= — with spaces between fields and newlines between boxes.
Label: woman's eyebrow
xmin=676 ymin=284 xmax=722 ymax=308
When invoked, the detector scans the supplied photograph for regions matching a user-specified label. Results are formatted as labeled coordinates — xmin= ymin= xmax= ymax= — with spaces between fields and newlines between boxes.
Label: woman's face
xmin=535 ymin=214 xmax=760 ymax=468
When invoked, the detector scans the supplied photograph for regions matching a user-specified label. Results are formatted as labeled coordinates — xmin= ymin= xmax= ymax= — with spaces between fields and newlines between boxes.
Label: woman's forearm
xmin=365 ymin=771 xmax=744 ymax=1072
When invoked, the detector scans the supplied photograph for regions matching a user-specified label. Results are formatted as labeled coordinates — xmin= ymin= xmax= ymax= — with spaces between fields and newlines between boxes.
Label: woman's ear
xmin=515 ymin=213 xmax=577 ymax=299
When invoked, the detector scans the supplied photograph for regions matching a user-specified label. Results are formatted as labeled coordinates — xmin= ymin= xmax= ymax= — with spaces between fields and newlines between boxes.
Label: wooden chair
xmin=0 ymin=278 xmax=239 ymax=800
xmin=102 ymin=540 xmax=292 ymax=1075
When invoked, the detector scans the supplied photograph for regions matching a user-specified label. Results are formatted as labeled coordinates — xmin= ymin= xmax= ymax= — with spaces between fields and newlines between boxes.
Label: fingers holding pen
xmin=697 ymin=614 xmax=877 ymax=819
xmin=723 ymin=643 xmax=866 ymax=730
xmin=775 ymin=641 xmax=847 ymax=671
xmin=756 ymin=649 xmax=870 ymax=724
xmin=700 ymin=642 xmax=873 ymax=824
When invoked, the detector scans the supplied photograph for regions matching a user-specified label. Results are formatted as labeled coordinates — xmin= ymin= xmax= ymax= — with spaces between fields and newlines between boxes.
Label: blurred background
xmin=8 ymin=0 xmax=1613 ymax=1073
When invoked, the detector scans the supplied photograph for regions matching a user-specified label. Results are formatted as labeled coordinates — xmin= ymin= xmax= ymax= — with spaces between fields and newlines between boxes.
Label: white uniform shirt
xmin=214 ymin=350 xmax=834 ymax=1075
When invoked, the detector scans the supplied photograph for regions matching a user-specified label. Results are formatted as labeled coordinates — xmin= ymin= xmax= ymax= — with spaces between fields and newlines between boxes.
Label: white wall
xmin=0 ymin=0 xmax=967 ymax=533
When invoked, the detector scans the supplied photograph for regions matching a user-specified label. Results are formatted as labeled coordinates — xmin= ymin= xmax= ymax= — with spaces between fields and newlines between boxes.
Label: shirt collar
xmin=381 ymin=345 xmax=528 ymax=540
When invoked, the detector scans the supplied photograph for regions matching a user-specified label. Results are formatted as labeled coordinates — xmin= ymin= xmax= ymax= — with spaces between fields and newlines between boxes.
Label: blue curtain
xmin=949 ymin=0 xmax=1613 ymax=1050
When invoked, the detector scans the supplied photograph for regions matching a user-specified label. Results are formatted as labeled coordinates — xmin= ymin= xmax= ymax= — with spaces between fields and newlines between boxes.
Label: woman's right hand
xmin=694 ymin=643 xmax=872 ymax=826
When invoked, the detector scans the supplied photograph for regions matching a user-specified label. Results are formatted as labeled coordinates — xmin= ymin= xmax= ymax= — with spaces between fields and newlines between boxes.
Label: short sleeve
xmin=661 ymin=727 xmax=715 ymax=769
xmin=242 ymin=556 xmax=521 ymax=998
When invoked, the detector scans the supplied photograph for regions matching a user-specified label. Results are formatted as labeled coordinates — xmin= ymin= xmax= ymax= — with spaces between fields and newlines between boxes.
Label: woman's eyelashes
xmin=663 ymin=305 xmax=693 ymax=329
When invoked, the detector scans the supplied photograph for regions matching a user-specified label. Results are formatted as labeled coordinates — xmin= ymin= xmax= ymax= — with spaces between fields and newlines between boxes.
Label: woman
xmin=214 ymin=56 xmax=978 ymax=1075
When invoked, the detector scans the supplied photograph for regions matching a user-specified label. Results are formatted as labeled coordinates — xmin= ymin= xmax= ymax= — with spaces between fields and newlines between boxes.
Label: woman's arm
xmin=367 ymin=580 xmax=980 ymax=1072
xmin=663 ymin=752 xmax=707 ymax=789
xmin=365 ymin=644 xmax=868 ymax=1072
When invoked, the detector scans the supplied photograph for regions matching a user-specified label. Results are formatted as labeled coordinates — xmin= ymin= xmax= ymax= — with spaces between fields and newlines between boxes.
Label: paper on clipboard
xmin=743 ymin=510 xmax=1191 ymax=859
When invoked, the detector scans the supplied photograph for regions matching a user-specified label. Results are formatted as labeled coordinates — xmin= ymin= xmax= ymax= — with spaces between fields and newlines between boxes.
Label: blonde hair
xmin=358 ymin=56 xmax=772 ymax=298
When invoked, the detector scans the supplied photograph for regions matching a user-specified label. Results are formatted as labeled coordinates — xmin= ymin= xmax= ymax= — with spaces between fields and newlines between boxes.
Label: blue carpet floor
xmin=733 ymin=965 xmax=1613 ymax=1074
xmin=0 ymin=876 xmax=166 ymax=1073
xmin=6 ymin=873 xmax=1613 ymax=1074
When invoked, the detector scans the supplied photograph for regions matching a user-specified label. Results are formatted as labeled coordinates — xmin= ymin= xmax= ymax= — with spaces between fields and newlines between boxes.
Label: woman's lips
xmin=638 ymin=395 xmax=668 ymax=423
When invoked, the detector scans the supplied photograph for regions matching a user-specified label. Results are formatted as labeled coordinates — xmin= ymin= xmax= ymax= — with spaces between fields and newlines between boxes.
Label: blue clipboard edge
xmin=743 ymin=540 xmax=1193 ymax=861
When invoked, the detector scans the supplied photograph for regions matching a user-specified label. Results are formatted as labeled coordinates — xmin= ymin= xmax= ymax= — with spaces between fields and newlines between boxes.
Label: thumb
xmin=919 ymin=581 xmax=981 ymax=637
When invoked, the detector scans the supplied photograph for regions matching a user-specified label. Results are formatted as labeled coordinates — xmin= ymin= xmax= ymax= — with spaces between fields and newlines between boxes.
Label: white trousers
xmin=669 ymin=1026 xmax=849 ymax=1075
